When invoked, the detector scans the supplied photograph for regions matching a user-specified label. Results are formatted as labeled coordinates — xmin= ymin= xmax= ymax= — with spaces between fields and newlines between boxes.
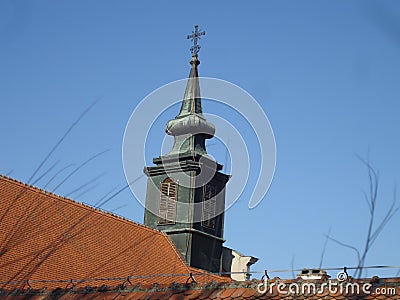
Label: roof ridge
xmin=0 ymin=173 xmax=164 ymax=236
xmin=3 ymin=277 xmax=399 ymax=297
xmin=188 ymin=266 xmax=232 ymax=282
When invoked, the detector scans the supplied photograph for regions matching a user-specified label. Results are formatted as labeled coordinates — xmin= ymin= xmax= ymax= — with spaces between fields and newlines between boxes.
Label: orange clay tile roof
xmin=0 ymin=277 xmax=399 ymax=299
xmin=0 ymin=175 xmax=230 ymax=290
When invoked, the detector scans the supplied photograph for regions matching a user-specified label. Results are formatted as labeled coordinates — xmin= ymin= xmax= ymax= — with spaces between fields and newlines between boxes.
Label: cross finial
xmin=187 ymin=25 xmax=205 ymax=55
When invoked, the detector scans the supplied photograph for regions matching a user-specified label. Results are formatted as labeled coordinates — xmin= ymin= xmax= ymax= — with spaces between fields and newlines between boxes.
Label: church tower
xmin=143 ymin=26 xmax=230 ymax=273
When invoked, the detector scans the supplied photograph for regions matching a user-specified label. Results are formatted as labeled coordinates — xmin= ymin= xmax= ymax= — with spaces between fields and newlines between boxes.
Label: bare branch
xmin=95 ymin=174 xmax=145 ymax=209
xmin=51 ymin=149 xmax=110 ymax=193
xmin=27 ymin=99 xmax=99 ymax=185
xmin=74 ymin=184 xmax=100 ymax=200
xmin=354 ymin=158 xmax=398 ymax=278
xmin=94 ymin=185 xmax=121 ymax=207
xmin=319 ymin=227 xmax=331 ymax=268
xmin=64 ymin=172 xmax=106 ymax=198
xmin=31 ymin=160 xmax=60 ymax=186
xmin=110 ymin=204 xmax=128 ymax=213
xmin=43 ymin=164 xmax=74 ymax=189
xmin=363 ymin=191 xmax=372 ymax=214
xmin=325 ymin=235 xmax=361 ymax=263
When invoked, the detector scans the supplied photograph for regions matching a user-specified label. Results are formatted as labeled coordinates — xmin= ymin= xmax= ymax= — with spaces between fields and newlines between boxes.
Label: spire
xmin=177 ymin=25 xmax=205 ymax=117
xmin=164 ymin=25 xmax=214 ymax=156
xmin=177 ymin=55 xmax=202 ymax=117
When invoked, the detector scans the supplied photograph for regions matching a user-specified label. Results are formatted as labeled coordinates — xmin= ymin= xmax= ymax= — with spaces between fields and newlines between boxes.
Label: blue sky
xmin=1 ymin=1 xmax=399 ymax=279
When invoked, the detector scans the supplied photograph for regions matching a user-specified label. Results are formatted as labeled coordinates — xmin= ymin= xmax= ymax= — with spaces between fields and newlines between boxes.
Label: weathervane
xmin=187 ymin=25 xmax=205 ymax=55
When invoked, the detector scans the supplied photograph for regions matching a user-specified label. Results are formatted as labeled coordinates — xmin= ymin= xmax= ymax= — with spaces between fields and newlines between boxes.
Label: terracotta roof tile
xmin=169 ymin=292 xmax=190 ymax=300
xmin=241 ymin=286 xmax=258 ymax=298
xmin=2 ymin=177 xmax=400 ymax=299
xmin=1 ymin=278 xmax=400 ymax=299
xmin=0 ymin=175 xmax=229 ymax=289
xmin=184 ymin=288 xmax=207 ymax=299
xmin=230 ymin=287 xmax=247 ymax=298
xmin=152 ymin=291 xmax=176 ymax=300
xmin=219 ymin=287 xmax=237 ymax=299
xmin=197 ymin=287 xmax=218 ymax=299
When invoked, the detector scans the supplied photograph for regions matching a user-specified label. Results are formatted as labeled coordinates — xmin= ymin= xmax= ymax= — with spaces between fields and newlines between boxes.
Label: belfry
xmin=143 ymin=25 xmax=230 ymax=273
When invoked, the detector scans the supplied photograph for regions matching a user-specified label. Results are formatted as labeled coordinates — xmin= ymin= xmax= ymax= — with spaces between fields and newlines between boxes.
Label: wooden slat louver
xmin=202 ymin=184 xmax=216 ymax=229
xmin=158 ymin=178 xmax=177 ymax=225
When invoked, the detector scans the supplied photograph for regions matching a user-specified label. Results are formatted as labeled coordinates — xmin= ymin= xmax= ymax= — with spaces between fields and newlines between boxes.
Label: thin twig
xmin=27 ymin=100 xmax=99 ymax=185
xmin=319 ymin=227 xmax=331 ymax=268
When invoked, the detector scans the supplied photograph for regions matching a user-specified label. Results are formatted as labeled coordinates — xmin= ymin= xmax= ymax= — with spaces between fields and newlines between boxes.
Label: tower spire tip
xmin=187 ymin=25 xmax=205 ymax=56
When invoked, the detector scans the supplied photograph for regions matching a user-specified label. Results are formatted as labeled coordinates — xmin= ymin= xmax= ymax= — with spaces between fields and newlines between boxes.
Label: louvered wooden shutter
xmin=158 ymin=178 xmax=177 ymax=225
xmin=202 ymin=184 xmax=216 ymax=229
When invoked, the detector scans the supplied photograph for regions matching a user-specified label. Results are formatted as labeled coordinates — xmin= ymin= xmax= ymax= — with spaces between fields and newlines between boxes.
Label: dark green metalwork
xmin=165 ymin=55 xmax=215 ymax=156
xmin=143 ymin=35 xmax=230 ymax=273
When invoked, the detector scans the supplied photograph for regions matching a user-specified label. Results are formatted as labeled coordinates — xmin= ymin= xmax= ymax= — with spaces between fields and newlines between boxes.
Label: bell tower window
xmin=202 ymin=184 xmax=216 ymax=229
xmin=158 ymin=178 xmax=177 ymax=225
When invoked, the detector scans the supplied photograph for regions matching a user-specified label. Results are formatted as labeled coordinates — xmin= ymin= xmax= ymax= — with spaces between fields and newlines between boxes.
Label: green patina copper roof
xmin=177 ymin=55 xmax=202 ymax=116
xmin=164 ymin=54 xmax=215 ymax=156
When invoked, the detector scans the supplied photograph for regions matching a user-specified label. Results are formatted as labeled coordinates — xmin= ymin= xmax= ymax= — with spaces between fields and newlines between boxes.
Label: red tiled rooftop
xmin=1 ymin=175 xmax=399 ymax=299
xmin=1 ymin=277 xmax=399 ymax=299
xmin=0 ymin=175 xmax=229 ymax=289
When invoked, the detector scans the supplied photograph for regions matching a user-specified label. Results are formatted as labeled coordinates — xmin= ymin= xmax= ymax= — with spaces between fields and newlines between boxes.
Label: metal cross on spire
xmin=187 ymin=25 xmax=205 ymax=55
